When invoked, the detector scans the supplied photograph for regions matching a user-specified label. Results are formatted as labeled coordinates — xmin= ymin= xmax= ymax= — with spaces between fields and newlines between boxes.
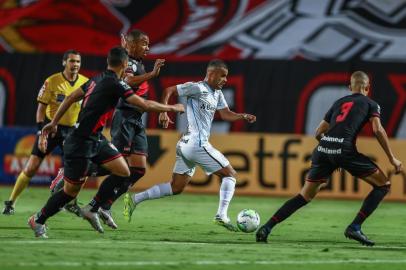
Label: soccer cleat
xmin=2 ymin=201 xmax=15 ymax=215
xmin=80 ymin=205 xmax=104 ymax=233
xmin=123 ymin=193 xmax=136 ymax=223
xmin=213 ymin=215 xmax=239 ymax=232
xmin=344 ymin=226 xmax=375 ymax=246
xmin=98 ymin=208 xmax=118 ymax=229
xmin=64 ymin=199 xmax=82 ymax=217
xmin=256 ymin=225 xmax=271 ymax=243
xmin=27 ymin=215 xmax=48 ymax=238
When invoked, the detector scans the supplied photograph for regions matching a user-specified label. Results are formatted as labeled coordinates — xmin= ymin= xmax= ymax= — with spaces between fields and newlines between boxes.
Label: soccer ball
xmin=236 ymin=209 xmax=260 ymax=233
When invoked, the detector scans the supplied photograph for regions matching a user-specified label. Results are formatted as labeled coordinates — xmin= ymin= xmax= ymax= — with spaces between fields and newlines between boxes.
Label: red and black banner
xmin=0 ymin=54 xmax=405 ymax=138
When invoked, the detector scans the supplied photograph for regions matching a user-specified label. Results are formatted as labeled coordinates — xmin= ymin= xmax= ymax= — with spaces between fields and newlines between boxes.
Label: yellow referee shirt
xmin=37 ymin=72 xmax=88 ymax=127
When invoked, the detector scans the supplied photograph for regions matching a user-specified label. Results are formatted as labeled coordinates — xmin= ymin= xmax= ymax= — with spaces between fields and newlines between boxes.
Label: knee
xmin=117 ymin=166 xmax=131 ymax=178
xmin=376 ymin=183 xmax=391 ymax=195
xmin=63 ymin=182 xmax=81 ymax=197
xmin=24 ymin=163 xmax=40 ymax=177
xmin=171 ymin=182 xmax=185 ymax=195
xmin=129 ymin=167 xmax=146 ymax=183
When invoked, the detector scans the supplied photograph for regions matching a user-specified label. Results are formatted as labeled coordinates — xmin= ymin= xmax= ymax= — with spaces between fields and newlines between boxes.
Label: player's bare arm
xmin=42 ymin=87 xmax=85 ymax=136
xmin=315 ymin=120 xmax=330 ymax=141
xmin=125 ymin=93 xmax=184 ymax=114
xmin=370 ymin=117 xmax=403 ymax=173
xmin=124 ymin=59 xmax=165 ymax=86
xmin=159 ymin=86 xmax=179 ymax=128
xmin=36 ymin=102 xmax=47 ymax=153
xmin=218 ymin=107 xmax=256 ymax=123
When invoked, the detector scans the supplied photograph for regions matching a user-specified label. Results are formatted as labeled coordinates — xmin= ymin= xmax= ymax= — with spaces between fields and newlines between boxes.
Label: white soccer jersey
xmin=176 ymin=81 xmax=228 ymax=146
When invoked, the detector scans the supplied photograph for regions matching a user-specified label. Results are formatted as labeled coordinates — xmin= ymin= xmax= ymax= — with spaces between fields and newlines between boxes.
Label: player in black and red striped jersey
xmin=28 ymin=47 xmax=184 ymax=238
xmin=256 ymin=71 xmax=403 ymax=246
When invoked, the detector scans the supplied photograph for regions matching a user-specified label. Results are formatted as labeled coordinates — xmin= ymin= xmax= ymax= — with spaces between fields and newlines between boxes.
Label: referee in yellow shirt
xmin=3 ymin=50 xmax=88 ymax=215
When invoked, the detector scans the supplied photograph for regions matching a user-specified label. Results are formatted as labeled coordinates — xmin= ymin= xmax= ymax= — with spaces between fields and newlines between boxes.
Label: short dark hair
xmin=107 ymin=46 xmax=128 ymax=67
xmin=63 ymin=49 xmax=80 ymax=61
xmin=207 ymin=59 xmax=228 ymax=70
xmin=126 ymin=29 xmax=147 ymax=42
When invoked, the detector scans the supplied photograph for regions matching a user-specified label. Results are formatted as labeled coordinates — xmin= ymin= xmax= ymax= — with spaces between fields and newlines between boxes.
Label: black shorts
xmin=307 ymin=148 xmax=378 ymax=182
xmin=31 ymin=124 xmax=74 ymax=158
xmin=63 ymin=133 xmax=122 ymax=184
xmin=110 ymin=109 xmax=148 ymax=156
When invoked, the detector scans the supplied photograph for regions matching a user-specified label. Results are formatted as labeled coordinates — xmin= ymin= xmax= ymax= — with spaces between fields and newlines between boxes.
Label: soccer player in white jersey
xmin=123 ymin=59 xmax=256 ymax=231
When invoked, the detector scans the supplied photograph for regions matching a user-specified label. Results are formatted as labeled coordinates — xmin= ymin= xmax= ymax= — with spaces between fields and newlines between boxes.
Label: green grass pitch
xmin=0 ymin=187 xmax=405 ymax=270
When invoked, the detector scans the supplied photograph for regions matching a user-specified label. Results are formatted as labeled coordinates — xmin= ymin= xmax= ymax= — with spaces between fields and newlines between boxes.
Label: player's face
xmin=64 ymin=54 xmax=81 ymax=75
xmin=126 ymin=35 xmax=150 ymax=59
xmin=207 ymin=67 xmax=228 ymax=89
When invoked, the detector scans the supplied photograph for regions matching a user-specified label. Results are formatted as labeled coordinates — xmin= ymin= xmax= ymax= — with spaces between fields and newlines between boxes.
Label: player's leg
xmin=123 ymin=173 xmax=190 ymax=222
xmin=256 ymin=150 xmax=334 ymax=242
xmin=3 ymin=131 xmax=60 ymax=214
xmin=28 ymin=158 xmax=87 ymax=238
xmin=343 ymin=154 xmax=390 ymax=246
xmin=3 ymin=155 xmax=43 ymax=215
xmin=100 ymin=154 xmax=146 ymax=211
xmin=123 ymin=144 xmax=195 ymax=222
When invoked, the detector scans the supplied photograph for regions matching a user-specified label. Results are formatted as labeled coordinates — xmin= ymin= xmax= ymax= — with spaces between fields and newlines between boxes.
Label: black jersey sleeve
xmin=368 ymin=100 xmax=381 ymax=119
xmin=323 ymin=105 xmax=334 ymax=123
xmin=118 ymin=80 xmax=134 ymax=98
xmin=81 ymin=79 xmax=93 ymax=93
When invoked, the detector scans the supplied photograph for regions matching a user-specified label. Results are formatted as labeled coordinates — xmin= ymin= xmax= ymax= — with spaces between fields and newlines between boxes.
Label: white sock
xmin=132 ymin=182 xmax=173 ymax=205
xmin=216 ymin=177 xmax=236 ymax=218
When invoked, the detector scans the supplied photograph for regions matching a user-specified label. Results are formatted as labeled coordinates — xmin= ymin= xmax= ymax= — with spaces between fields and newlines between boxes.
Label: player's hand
xmin=172 ymin=103 xmax=185 ymax=114
xmin=151 ymin=59 xmax=165 ymax=77
xmin=38 ymin=133 xmax=48 ymax=153
xmin=120 ymin=34 xmax=127 ymax=48
xmin=159 ymin=112 xmax=173 ymax=129
xmin=242 ymin=113 xmax=256 ymax=123
xmin=390 ymin=157 xmax=403 ymax=174
xmin=42 ymin=123 xmax=57 ymax=138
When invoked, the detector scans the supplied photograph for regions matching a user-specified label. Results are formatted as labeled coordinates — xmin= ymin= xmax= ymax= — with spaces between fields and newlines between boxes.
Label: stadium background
xmin=0 ymin=0 xmax=405 ymax=200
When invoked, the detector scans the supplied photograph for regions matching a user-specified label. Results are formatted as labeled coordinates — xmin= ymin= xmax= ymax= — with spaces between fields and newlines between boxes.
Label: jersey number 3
xmin=336 ymin=101 xmax=354 ymax=122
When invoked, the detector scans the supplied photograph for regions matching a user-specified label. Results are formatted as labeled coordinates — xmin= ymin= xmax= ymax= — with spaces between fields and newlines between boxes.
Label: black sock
xmin=89 ymin=174 xmax=125 ymax=212
xmin=101 ymin=167 xmax=145 ymax=210
xmin=36 ymin=190 xmax=75 ymax=224
xmin=264 ymin=194 xmax=308 ymax=230
xmin=350 ymin=184 xmax=390 ymax=228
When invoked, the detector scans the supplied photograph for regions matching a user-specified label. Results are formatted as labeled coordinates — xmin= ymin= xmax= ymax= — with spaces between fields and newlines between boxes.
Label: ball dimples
xmin=236 ymin=209 xmax=260 ymax=233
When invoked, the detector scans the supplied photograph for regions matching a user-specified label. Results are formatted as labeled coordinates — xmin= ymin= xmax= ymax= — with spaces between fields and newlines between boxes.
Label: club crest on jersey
xmin=128 ymin=61 xmax=137 ymax=73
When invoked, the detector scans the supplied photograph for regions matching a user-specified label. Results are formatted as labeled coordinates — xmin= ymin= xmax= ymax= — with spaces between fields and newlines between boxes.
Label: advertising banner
xmin=1 ymin=128 xmax=405 ymax=201
xmin=0 ymin=127 xmax=62 ymax=185
xmin=137 ymin=130 xmax=406 ymax=201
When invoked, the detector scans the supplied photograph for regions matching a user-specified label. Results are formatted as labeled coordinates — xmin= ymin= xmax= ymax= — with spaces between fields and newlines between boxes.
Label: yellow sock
xmin=9 ymin=172 xmax=31 ymax=203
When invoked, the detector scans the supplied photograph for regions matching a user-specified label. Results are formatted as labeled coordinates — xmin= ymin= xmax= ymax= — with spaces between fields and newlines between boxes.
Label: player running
xmin=48 ymin=29 xmax=165 ymax=230
xmin=3 ymin=50 xmax=87 ymax=215
xmin=28 ymin=47 xmax=184 ymax=238
xmin=256 ymin=71 xmax=403 ymax=246
xmin=80 ymin=29 xmax=166 ymax=228
xmin=123 ymin=59 xmax=256 ymax=231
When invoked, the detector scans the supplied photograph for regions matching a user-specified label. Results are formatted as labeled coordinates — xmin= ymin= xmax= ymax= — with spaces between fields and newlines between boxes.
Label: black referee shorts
xmin=31 ymin=124 xmax=74 ymax=158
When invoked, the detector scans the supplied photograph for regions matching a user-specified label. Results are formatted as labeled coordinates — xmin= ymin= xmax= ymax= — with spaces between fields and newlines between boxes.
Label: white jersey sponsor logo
xmin=177 ymin=81 xmax=228 ymax=146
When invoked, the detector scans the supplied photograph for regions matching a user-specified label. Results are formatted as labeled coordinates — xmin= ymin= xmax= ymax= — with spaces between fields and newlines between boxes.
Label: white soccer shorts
xmin=173 ymin=142 xmax=230 ymax=176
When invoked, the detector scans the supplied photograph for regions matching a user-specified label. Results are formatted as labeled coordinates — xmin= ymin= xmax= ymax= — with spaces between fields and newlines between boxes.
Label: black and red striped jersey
xmin=73 ymin=70 xmax=134 ymax=137
xmin=115 ymin=57 xmax=148 ymax=118
xmin=322 ymin=93 xmax=381 ymax=150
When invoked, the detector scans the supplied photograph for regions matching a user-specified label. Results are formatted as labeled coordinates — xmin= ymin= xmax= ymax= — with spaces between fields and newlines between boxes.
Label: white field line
xmin=2 ymin=239 xmax=406 ymax=250
xmin=2 ymin=259 xmax=406 ymax=267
